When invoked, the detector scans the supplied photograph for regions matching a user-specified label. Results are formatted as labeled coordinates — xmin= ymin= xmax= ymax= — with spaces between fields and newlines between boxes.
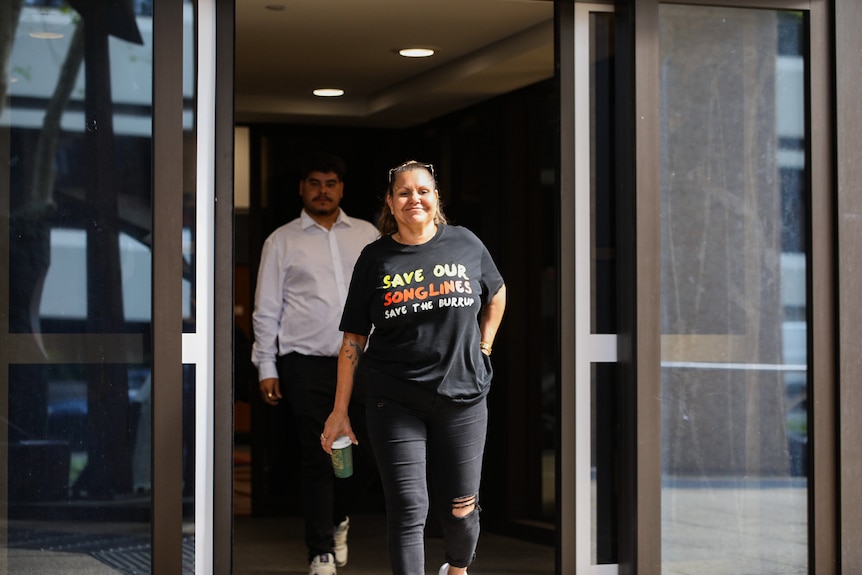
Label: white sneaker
xmin=333 ymin=517 xmax=349 ymax=567
xmin=309 ymin=553 xmax=337 ymax=575
xmin=438 ymin=563 xmax=468 ymax=575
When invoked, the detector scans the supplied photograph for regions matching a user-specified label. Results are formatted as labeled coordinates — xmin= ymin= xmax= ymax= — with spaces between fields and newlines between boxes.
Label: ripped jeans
xmin=366 ymin=393 xmax=487 ymax=575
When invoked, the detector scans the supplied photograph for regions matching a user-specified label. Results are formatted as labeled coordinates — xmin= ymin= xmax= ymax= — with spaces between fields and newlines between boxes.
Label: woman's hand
xmin=321 ymin=410 xmax=357 ymax=454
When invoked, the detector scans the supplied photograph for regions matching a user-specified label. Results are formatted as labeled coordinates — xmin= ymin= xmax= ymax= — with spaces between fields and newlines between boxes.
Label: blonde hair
xmin=378 ymin=161 xmax=448 ymax=235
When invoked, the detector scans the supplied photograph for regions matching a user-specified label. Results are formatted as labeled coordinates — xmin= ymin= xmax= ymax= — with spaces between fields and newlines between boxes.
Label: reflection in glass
xmin=5 ymin=364 xmax=153 ymax=570
xmin=182 ymin=0 xmax=197 ymax=333
xmin=659 ymin=6 xmax=807 ymax=574
xmin=3 ymin=1 xmax=158 ymax=572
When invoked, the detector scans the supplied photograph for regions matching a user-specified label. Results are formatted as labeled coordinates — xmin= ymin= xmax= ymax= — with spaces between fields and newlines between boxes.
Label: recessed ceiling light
xmin=399 ymin=48 xmax=435 ymax=58
xmin=313 ymin=88 xmax=344 ymax=97
xmin=30 ymin=31 xmax=64 ymax=40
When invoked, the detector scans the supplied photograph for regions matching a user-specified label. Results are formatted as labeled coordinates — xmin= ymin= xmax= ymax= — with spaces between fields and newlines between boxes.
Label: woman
xmin=321 ymin=160 xmax=506 ymax=575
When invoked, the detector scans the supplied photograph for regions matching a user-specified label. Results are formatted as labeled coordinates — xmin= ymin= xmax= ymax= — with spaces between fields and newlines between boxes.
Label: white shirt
xmin=251 ymin=209 xmax=379 ymax=381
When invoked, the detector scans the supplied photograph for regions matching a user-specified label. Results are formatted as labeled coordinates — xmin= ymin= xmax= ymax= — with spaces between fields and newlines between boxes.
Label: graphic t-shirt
xmin=340 ymin=225 xmax=504 ymax=403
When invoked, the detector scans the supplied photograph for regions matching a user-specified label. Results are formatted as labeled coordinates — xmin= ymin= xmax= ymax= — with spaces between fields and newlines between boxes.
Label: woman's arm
xmin=322 ymin=331 xmax=368 ymax=453
xmin=479 ymin=284 xmax=506 ymax=356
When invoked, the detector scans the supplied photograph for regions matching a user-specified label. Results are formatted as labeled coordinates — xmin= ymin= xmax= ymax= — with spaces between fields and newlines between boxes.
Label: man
xmin=252 ymin=152 xmax=378 ymax=575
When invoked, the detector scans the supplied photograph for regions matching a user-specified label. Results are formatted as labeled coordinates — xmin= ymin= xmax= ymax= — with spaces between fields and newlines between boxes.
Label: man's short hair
xmin=299 ymin=152 xmax=347 ymax=182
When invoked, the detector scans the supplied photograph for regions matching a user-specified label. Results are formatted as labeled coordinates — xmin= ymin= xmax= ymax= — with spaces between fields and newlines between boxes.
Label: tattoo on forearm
xmin=344 ymin=339 xmax=363 ymax=366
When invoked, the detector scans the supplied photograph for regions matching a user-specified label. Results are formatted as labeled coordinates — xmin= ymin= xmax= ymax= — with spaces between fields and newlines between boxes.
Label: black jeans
xmin=366 ymin=392 xmax=488 ymax=575
xmin=277 ymin=353 xmax=374 ymax=562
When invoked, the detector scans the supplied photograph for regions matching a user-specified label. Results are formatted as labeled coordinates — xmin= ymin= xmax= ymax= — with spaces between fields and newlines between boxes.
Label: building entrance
xmin=230 ymin=0 xmax=560 ymax=572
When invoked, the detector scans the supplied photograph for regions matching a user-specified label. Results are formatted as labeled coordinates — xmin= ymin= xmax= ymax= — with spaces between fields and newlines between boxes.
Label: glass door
xmin=569 ymin=1 xmax=836 ymax=573
xmin=658 ymin=6 xmax=809 ymax=574
xmin=1 ymin=2 xmax=196 ymax=572
xmin=570 ymin=3 xmax=620 ymax=573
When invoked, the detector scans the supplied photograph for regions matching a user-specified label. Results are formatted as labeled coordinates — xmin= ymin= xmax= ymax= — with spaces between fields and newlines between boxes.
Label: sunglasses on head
xmin=388 ymin=161 xmax=435 ymax=184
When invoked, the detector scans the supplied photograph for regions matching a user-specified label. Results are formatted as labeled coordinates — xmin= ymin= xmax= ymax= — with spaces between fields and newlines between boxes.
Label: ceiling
xmin=234 ymin=0 xmax=555 ymax=128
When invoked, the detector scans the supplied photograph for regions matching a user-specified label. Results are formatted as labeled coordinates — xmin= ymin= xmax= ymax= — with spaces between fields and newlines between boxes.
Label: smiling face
xmin=386 ymin=166 xmax=439 ymax=231
xmin=299 ymin=170 xmax=343 ymax=221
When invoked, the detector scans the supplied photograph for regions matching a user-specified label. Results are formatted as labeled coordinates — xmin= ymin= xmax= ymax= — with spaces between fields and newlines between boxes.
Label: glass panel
xmin=591 ymin=362 xmax=619 ymax=564
xmin=8 ymin=12 xmax=154 ymax=336
xmin=6 ymin=364 xmax=153 ymax=569
xmin=540 ymin=174 xmax=556 ymax=522
xmin=181 ymin=0 xmax=197 ymax=547
xmin=590 ymin=11 xmax=617 ymax=335
xmin=3 ymin=1 xmax=157 ymax=572
xmin=183 ymin=364 xmax=196 ymax=501
xmin=659 ymin=6 xmax=808 ymax=574
xmin=183 ymin=0 xmax=197 ymax=333
xmin=588 ymin=10 xmax=619 ymax=565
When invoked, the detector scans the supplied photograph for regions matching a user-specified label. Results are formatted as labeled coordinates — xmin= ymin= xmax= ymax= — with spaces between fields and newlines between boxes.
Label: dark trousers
xmin=366 ymin=393 xmax=488 ymax=575
xmin=277 ymin=353 xmax=375 ymax=562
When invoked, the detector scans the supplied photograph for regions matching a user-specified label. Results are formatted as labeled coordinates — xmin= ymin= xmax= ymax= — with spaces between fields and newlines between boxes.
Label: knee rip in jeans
xmin=450 ymin=494 xmax=478 ymax=519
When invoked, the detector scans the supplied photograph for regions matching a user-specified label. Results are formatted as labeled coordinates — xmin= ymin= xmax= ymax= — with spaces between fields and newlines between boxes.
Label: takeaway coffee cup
xmin=330 ymin=436 xmax=354 ymax=478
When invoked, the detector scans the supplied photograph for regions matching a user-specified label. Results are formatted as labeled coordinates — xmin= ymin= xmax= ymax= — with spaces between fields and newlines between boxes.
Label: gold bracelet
xmin=479 ymin=341 xmax=493 ymax=355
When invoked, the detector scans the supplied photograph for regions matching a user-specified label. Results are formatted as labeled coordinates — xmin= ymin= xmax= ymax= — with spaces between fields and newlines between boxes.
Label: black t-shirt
xmin=340 ymin=225 xmax=505 ymax=403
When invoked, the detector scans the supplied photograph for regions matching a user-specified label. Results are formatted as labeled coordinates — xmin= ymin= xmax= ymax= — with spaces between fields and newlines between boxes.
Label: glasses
xmin=388 ymin=161 xmax=435 ymax=184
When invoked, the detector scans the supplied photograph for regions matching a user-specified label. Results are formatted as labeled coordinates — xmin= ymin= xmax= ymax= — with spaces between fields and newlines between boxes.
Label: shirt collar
xmin=300 ymin=208 xmax=351 ymax=230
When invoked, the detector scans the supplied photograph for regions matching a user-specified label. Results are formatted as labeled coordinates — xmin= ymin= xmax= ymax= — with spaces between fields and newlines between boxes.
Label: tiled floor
xmin=233 ymin=513 xmax=555 ymax=575
xmin=232 ymin=449 xmax=555 ymax=574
